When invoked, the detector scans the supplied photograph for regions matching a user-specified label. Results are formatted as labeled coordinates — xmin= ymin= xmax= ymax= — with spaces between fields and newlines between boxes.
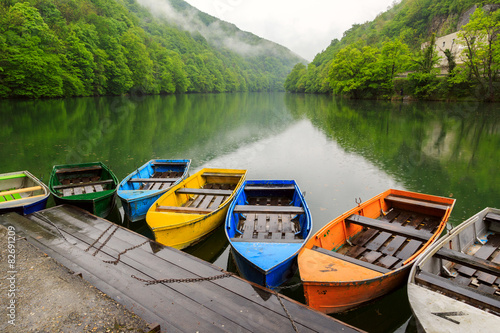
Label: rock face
xmin=0 ymin=225 xmax=150 ymax=333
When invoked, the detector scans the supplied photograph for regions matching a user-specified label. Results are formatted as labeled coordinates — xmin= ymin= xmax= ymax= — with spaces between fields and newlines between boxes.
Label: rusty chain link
xmin=131 ymin=272 xmax=233 ymax=285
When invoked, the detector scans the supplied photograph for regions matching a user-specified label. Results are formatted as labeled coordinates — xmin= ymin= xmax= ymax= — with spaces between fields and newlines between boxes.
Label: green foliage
xmin=284 ymin=0 xmax=495 ymax=100
xmin=0 ymin=0 xmax=302 ymax=99
xmin=458 ymin=7 xmax=500 ymax=101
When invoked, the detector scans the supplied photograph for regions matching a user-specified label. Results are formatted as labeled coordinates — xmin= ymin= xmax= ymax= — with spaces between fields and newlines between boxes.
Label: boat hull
xmin=225 ymin=180 xmax=312 ymax=288
xmin=147 ymin=168 xmax=246 ymax=250
xmin=52 ymin=191 xmax=116 ymax=218
xmin=49 ymin=162 xmax=118 ymax=218
xmin=230 ymin=244 xmax=299 ymax=288
xmin=0 ymin=171 xmax=50 ymax=215
xmin=117 ymin=159 xmax=191 ymax=222
xmin=298 ymin=189 xmax=455 ymax=314
xmin=408 ymin=207 xmax=500 ymax=332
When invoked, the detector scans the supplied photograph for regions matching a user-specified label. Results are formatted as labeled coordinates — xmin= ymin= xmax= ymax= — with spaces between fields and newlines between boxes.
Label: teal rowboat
xmin=49 ymin=162 xmax=118 ymax=218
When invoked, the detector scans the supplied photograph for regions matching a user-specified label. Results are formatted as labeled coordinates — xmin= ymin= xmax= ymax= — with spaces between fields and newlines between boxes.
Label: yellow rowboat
xmin=146 ymin=168 xmax=247 ymax=249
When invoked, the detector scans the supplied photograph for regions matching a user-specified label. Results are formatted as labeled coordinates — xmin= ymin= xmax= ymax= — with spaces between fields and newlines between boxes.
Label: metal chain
xmin=92 ymin=225 xmax=118 ymax=256
xmin=131 ymin=272 xmax=233 ymax=285
xmin=103 ymin=240 xmax=150 ymax=265
xmin=273 ymin=290 xmax=299 ymax=333
xmin=85 ymin=224 xmax=114 ymax=252
xmin=270 ymin=282 xmax=302 ymax=292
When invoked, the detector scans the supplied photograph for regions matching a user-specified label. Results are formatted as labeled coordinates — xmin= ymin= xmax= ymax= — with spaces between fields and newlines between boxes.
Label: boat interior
xmin=313 ymin=195 xmax=450 ymax=274
xmin=231 ymin=185 xmax=305 ymax=242
xmin=0 ymin=173 xmax=45 ymax=202
xmin=415 ymin=212 xmax=500 ymax=314
xmin=54 ymin=165 xmax=114 ymax=197
xmin=155 ymin=172 xmax=242 ymax=214
xmin=126 ymin=161 xmax=187 ymax=191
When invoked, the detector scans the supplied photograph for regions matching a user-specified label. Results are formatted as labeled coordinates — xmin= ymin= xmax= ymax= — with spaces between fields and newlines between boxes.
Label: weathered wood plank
xmin=6 ymin=207 xmax=358 ymax=333
xmin=156 ymin=205 xmax=214 ymax=214
xmin=176 ymin=188 xmax=233 ymax=196
xmin=234 ymin=205 xmax=304 ymax=215
xmin=416 ymin=270 xmax=500 ymax=313
xmin=346 ymin=214 xmax=431 ymax=242
xmin=312 ymin=246 xmax=390 ymax=274
xmin=396 ymin=239 xmax=422 ymax=261
xmin=435 ymin=247 xmax=500 ymax=279
xmin=385 ymin=195 xmax=451 ymax=212
xmin=53 ymin=179 xmax=114 ymax=190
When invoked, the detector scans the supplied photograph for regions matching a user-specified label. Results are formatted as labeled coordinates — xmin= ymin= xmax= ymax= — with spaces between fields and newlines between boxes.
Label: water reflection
xmin=1 ymin=93 xmax=500 ymax=332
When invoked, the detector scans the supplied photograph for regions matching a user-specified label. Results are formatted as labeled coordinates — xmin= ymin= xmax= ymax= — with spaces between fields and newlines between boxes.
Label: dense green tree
xmin=328 ymin=44 xmax=381 ymax=98
xmin=457 ymin=7 xmax=500 ymax=101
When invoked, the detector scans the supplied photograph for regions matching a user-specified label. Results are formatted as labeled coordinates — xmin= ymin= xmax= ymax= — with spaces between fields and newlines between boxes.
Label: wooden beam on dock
xmin=0 ymin=205 xmax=363 ymax=333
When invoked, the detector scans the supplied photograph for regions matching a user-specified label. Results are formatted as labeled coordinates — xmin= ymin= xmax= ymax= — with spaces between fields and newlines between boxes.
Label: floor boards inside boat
xmin=234 ymin=195 xmax=302 ymax=241
xmin=339 ymin=208 xmax=440 ymax=270
xmin=0 ymin=206 xmax=359 ymax=333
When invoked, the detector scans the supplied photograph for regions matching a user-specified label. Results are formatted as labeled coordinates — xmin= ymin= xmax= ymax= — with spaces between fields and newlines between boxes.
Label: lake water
xmin=1 ymin=93 xmax=499 ymax=332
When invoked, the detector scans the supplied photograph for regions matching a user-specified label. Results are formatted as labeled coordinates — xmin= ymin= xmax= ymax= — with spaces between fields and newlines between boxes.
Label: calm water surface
xmin=1 ymin=93 xmax=499 ymax=332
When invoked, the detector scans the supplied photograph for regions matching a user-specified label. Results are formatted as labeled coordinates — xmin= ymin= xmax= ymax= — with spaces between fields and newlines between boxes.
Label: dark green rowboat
xmin=49 ymin=162 xmax=118 ymax=218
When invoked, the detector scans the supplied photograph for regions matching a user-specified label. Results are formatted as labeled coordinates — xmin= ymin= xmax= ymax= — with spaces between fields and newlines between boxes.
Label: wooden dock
xmin=0 ymin=205 xmax=362 ymax=333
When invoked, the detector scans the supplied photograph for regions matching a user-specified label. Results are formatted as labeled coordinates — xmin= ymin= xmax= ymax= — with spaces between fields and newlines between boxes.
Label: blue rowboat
xmin=225 ymin=180 xmax=312 ymax=288
xmin=0 ymin=170 xmax=50 ymax=215
xmin=117 ymin=159 xmax=190 ymax=222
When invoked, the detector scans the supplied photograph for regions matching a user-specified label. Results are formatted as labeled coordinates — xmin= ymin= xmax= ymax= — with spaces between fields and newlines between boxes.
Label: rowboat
xmin=0 ymin=171 xmax=50 ymax=215
xmin=297 ymin=189 xmax=455 ymax=314
xmin=408 ymin=207 xmax=500 ymax=332
xmin=117 ymin=159 xmax=191 ymax=222
xmin=49 ymin=162 xmax=118 ymax=218
xmin=225 ymin=180 xmax=312 ymax=288
xmin=146 ymin=168 xmax=246 ymax=250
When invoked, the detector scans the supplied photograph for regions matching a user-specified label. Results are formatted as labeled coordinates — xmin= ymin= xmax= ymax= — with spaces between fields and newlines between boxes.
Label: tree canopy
xmin=0 ymin=0 xmax=303 ymax=99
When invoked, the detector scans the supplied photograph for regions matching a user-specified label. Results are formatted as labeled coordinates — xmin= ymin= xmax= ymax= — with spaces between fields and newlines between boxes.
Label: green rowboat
xmin=49 ymin=162 xmax=118 ymax=218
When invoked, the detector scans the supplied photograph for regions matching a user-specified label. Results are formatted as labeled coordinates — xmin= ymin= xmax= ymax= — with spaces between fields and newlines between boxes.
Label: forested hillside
xmin=285 ymin=0 xmax=500 ymax=101
xmin=0 ymin=0 xmax=303 ymax=99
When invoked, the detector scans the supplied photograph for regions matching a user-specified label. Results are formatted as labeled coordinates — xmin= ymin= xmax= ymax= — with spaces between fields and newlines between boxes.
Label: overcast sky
xmin=182 ymin=0 xmax=398 ymax=61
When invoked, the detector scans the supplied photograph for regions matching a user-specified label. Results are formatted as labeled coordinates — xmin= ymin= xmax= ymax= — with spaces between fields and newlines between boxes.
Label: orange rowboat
xmin=297 ymin=189 xmax=455 ymax=314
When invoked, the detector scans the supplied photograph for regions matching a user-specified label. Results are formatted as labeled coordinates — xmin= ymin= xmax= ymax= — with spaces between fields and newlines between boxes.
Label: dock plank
xmin=0 ymin=206 xmax=360 ymax=333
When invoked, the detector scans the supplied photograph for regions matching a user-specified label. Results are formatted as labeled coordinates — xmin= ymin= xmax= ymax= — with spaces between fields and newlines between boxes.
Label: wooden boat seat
xmin=385 ymin=195 xmax=451 ymax=214
xmin=53 ymin=179 xmax=114 ymax=190
xmin=244 ymin=185 xmax=296 ymax=191
xmin=233 ymin=205 xmax=305 ymax=215
xmin=152 ymin=161 xmax=187 ymax=167
xmin=415 ymin=270 xmax=500 ymax=313
xmin=202 ymin=172 xmax=244 ymax=178
xmin=55 ymin=165 xmax=102 ymax=174
xmin=176 ymin=188 xmax=234 ymax=196
xmin=346 ymin=214 xmax=432 ymax=242
xmin=156 ymin=205 xmax=214 ymax=214
xmin=485 ymin=213 xmax=500 ymax=224
xmin=312 ymin=246 xmax=390 ymax=274
xmin=435 ymin=247 xmax=500 ymax=277
xmin=129 ymin=178 xmax=178 ymax=183
xmin=1 ymin=186 xmax=42 ymax=198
